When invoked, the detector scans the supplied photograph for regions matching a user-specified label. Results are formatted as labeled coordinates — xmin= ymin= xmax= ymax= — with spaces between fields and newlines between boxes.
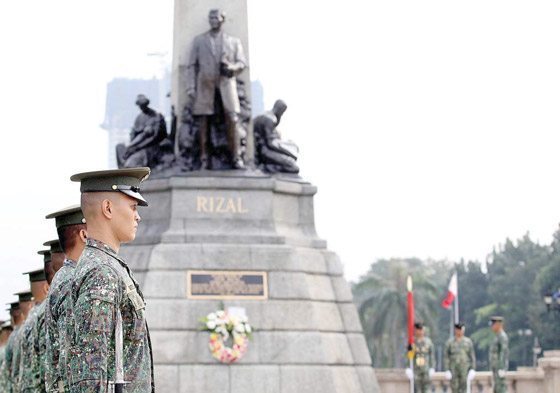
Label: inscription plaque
xmin=187 ymin=270 xmax=268 ymax=300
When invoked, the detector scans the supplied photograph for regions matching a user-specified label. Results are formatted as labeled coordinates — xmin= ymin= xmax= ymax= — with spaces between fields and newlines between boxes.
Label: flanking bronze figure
xmin=116 ymin=94 xmax=174 ymax=170
xmin=254 ymin=100 xmax=299 ymax=174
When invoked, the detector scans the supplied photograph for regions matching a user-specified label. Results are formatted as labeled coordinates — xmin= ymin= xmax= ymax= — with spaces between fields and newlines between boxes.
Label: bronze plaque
xmin=187 ymin=270 xmax=268 ymax=300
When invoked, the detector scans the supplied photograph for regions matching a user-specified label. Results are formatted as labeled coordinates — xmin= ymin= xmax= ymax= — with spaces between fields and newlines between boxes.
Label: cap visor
xmin=120 ymin=190 xmax=148 ymax=206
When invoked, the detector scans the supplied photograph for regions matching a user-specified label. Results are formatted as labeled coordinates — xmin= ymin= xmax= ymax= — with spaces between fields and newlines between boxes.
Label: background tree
xmin=353 ymin=258 xmax=440 ymax=367
xmin=354 ymin=229 xmax=560 ymax=370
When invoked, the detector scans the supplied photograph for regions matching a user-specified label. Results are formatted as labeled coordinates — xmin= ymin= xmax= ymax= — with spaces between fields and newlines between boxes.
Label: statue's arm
xmin=233 ymin=39 xmax=247 ymax=74
xmin=186 ymin=39 xmax=199 ymax=94
xmin=266 ymin=124 xmax=297 ymax=159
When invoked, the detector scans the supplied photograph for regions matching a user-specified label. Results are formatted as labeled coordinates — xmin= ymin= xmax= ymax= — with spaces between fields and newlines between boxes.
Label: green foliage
xmin=354 ymin=229 xmax=560 ymax=371
xmin=352 ymin=258 xmax=443 ymax=368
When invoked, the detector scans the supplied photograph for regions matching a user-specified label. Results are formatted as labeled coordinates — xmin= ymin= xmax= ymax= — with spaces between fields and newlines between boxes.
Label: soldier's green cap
xmin=23 ymin=268 xmax=47 ymax=283
xmin=43 ymin=239 xmax=63 ymax=254
xmin=70 ymin=167 xmax=151 ymax=206
xmin=1 ymin=320 xmax=13 ymax=330
xmin=414 ymin=322 xmax=424 ymax=329
xmin=5 ymin=302 xmax=19 ymax=311
xmin=490 ymin=316 xmax=504 ymax=323
xmin=45 ymin=204 xmax=86 ymax=229
xmin=38 ymin=249 xmax=52 ymax=263
xmin=454 ymin=322 xmax=465 ymax=329
xmin=14 ymin=290 xmax=33 ymax=302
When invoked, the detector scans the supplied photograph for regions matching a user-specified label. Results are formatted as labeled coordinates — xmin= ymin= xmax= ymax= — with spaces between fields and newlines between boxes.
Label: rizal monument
xmin=116 ymin=1 xmax=380 ymax=392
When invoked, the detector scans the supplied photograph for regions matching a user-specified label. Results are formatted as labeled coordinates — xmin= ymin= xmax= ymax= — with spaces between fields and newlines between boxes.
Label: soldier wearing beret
xmin=444 ymin=322 xmax=476 ymax=393
xmin=489 ymin=316 xmax=509 ymax=393
xmin=68 ymin=168 xmax=154 ymax=392
xmin=413 ymin=322 xmax=435 ymax=393
xmin=44 ymin=205 xmax=87 ymax=392
xmin=9 ymin=290 xmax=34 ymax=391
xmin=19 ymin=267 xmax=50 ymax=392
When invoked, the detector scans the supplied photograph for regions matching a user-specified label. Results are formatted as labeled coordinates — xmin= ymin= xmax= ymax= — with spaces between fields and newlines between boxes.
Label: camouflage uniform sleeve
xmin=26 ymin=310 xmax=44 ymax=390
xmin=499 ymin=333 xmax=509 ymax=371
xmin=429 ymin=338 xmax=436 ymax=369
xmin=468 ymin=338 xmax=476 ymax=370
xmin=443 ymin=339 xmax=451 ymax=370
xmin=45 ymin=297 xmax=60 ymax=392
xmin=70 ymin=265 xmax=122 ymax=392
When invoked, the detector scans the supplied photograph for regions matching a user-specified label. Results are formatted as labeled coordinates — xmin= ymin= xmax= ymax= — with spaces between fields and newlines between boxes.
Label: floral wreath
xmin=201 ymin=310 xmax=253 ymax=364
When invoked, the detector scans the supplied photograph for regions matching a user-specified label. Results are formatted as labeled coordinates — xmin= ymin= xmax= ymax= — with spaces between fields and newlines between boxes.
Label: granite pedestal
xmin=121 ymin=172 xmax=380 ymax=393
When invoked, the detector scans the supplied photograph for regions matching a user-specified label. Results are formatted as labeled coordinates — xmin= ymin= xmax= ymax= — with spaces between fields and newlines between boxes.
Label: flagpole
xmin=406 ymin=276 xmax=414 ymax=393
xmin=454 ymin=271 xmax=459 ymax=323
xmin=449 ymin=304 xmax=453 ymax=339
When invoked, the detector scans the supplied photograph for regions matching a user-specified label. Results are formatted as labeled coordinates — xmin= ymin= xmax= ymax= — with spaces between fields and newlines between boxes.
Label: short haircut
xmin=57 ymin=224 xmax=86 ymax=253
xmin=209 ymin=9 xmax=225 ymax=21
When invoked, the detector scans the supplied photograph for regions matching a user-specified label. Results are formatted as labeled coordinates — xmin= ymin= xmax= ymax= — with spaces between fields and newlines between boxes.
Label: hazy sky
xmin=1 ymin=1 xmax=560 ymax=319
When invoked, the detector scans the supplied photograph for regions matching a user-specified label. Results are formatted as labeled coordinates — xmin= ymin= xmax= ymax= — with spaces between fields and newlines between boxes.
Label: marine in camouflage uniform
xmin=0 ymin=317 xmax=15 ymax=392
xmin=413 ymin=322 xmax=435 ymax=393
xmin=2 ymin=323 xmax=20 ymax=392
xmin=10 ymin=290 xmax=35 ymax=392
xmin=489 ymin=316 xmax=509 ymax=393
xmin=444 ymin=323 xmax=476 ymax=393
xmin=44 ymin=206 xmax=87 ymax=392
xmin=19 ymin=268 xmax=50 ymax=392
xmin=68 ymin=168 xmax=154 ymax=392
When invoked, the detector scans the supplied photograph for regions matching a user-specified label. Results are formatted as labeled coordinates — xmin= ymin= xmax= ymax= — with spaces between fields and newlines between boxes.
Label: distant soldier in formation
xmin=0 ymin=318 xmax=14 ymax=391
xmin=44 ymin=240 xmax=66 ymax=278
xmin=0 ymin=320 xmax=13 ymax=363
xmin=489 ymin=316 xmax=509 ymax=393
xmin=68 ymin=168 xmax=154 ymax=392
xmin=9 ymin=290 xmax=34 ymax=392
xmin=44 ymin=205 xmax=87 ymax=392
xmin=413 ymin=322 xmax=435 ymax=393
xmin=19 ymin=268 xmax=49 ymax=391
xmin=444 ymin=322 xmax=476 ymax=393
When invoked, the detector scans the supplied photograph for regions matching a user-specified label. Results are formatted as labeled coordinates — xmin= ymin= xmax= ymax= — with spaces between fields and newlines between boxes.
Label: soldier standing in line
xmin=43 ymin=240 xmax=67 ymax=279
xmin=19 ymin=267 xmax=50 ymax=392
xmin=489 ymin=316 xmax=509 ymax=393
xmin=0 ymin=318 xmax=15 ymax=391
xmin=68 ymin=168 xmax=154 ymax=392
xmin=444 ymin=322 xmax=476 ymax=393
xmin=0 ymin=320 xmax=13 ymax=360
xmin=44 ymin=205 xmax=87 ymax=392
xmin=1 ymin=303 xmax=22 ymax=392
xmin=9 ymin=290 xmax=34 ymax=392
xmin=413 ymin=322 xmax=435 ymax=393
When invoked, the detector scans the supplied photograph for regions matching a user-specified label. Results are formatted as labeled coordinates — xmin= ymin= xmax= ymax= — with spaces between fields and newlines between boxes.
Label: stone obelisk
xmin=120 ymin=1 xmax=381 ymax=392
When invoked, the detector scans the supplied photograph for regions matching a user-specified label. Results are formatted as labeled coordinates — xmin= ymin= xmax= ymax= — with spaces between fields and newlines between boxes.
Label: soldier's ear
xmin=79 ymin=229 xmax=88 ymax=243
xmin=101 ymin=199 xmax=113 ymax=219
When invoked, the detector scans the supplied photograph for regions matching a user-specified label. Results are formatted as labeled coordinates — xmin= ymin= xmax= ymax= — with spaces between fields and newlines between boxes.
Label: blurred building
xmin=251 ymin=79 xmax=264 ymax=116
xmin=101 ymin=71 xmax=171 ymax=168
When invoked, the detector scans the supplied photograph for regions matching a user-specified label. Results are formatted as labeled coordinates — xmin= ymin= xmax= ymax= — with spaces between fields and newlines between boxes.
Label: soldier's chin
xmin=122 ymin=230 xmax=137 ymax=244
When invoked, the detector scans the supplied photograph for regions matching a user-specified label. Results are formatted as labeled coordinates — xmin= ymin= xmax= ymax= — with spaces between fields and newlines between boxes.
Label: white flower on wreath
xmin=235 ymin=324 xmax=245 ymax=333
xmin=206 ymin=320 xmax=217 ymax=330
xmin=207 ymin=313 xmax=217 ymax=320
xmin=216 ymin=310 xmax=225 ymax=319
xmin=245 ymin=324 xmax=252 ymax=333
